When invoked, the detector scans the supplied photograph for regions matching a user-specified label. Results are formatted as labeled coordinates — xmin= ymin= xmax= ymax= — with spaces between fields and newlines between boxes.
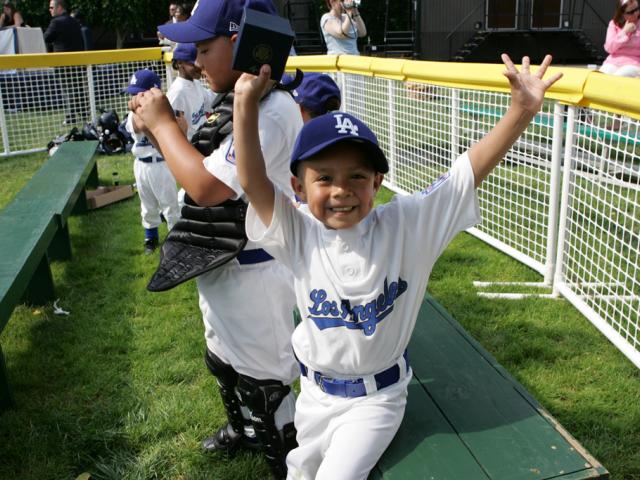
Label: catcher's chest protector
xmin=147 ymin=91 xmax=249 ymax=292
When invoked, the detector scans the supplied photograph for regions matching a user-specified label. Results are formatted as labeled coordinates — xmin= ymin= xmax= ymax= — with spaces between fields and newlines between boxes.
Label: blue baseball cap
xmin=123 ymin=69 xmax=161 ymax=94
xmin=172 ymin=43 xmax=198 ymax=63
xmin=290 ymin=112 xmax=389 ymax=175
xmin=293 ymin=73 xmax=341 ymax=114
xmin=158 ymin=0 xmax=277 ymax=44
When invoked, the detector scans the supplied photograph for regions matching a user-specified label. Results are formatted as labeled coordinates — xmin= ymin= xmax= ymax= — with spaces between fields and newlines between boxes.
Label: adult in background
xmin=600 ymin=0 xmax=640 ymax=77
xmin=173 ymin=4 xmax=190 ymax=22
xmin=320 ymin=0 xmax=366 ymax=55
xmin=158 ymin=2 xmax=179 ymax=47
xmin=0 ymin=1 xmax=24 ymax=27
xmin=44 ymin=0 xmax=83 ymax=52
xmin=45 ymin=0 xmax=86 ymax=125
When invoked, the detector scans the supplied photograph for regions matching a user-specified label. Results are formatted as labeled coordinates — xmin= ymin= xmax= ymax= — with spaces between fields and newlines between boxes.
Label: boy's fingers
xmin=536 ymin=54 xmax=553 ymax=78
xmin=501 ymin=53 xmax=517 ymax=74
xmin=521 ymin=56 xmax=530 ymax=74
xmin=543 ymin=72 xmax=563 ymax=88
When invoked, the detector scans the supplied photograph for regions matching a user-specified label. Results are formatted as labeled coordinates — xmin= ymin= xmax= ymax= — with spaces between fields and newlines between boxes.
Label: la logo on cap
xmin=130 ymin=74 xmax=138 ymax=85
xmin=334 ymin=114 xmax=359 ymax=136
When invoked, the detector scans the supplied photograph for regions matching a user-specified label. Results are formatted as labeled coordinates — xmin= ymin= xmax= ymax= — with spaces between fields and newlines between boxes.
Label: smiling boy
xmin=233 ymin=55 xmax=562 ymax=479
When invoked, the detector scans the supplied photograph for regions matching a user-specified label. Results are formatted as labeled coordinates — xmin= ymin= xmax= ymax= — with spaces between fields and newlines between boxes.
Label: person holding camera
xmin=321 ymin=0 xmax=367 ymax=55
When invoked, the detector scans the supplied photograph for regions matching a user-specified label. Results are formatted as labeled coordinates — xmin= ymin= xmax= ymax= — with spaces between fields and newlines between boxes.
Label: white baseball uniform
xmin=125 ymin=112 xmax=180 ymax=230
xmin=246 ymin=152 xmax=481 ymax=480
xmin=197 ymin=89 xmax=302 ymax=390
xmin=166 ymin=77 xmax=217 ymax=141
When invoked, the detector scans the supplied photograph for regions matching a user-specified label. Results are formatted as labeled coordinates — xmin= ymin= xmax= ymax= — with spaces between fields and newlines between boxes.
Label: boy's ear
xmin=291 ymin=174 xmax=307 ymax=202
xmin=373 ymin=173 xmax=384 ymax=193
xmin=230 ymin=33 xmax=238 ymax=44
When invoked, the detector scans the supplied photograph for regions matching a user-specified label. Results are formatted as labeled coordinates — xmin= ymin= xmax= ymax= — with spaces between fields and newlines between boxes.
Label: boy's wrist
xmin=151 ymin=119 xmax=182 ymax=143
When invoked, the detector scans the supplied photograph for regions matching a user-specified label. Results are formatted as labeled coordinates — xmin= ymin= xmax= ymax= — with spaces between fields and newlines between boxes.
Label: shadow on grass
xmin=0 ymin=197 xmax=139 ymax=478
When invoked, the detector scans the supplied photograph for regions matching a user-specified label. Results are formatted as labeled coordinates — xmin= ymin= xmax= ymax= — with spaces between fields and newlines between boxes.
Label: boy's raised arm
xmin=468 ymin=54 xmax=563 ymax=188
xmin=233 ymin=66 xmax=277 ymax=227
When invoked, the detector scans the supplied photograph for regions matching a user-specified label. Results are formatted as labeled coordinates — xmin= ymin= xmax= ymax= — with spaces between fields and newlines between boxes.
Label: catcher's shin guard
xmin=203 ymin=349 xmax=257 ymax=452
xmin=237 ymin=375 xmax=297 ymax=480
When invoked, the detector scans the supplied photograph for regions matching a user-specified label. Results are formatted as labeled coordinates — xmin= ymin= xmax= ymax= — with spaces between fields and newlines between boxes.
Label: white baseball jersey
xmin=125 ymin=112 xmax=180 ymax=229
xmin=246 ymin=153 xmax=481 ymax=378
xmin=166 ymin=77 xmax=217 ymax=141
xmin=196 ymin=89 xmax=303 ymax=383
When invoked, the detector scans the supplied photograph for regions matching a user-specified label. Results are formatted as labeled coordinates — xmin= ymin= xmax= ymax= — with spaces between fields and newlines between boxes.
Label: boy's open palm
xmin=502 ymin=54 xmax=562 ymax=115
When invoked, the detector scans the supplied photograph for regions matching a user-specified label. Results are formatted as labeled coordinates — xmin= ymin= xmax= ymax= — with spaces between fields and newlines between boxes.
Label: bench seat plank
xmin=12 ymin=141 xmax=98 ymax=224
xmin=374 ymin=294 xmax=607 ymax=480
xmin=374 ymin=377 xmax=491 ymax=479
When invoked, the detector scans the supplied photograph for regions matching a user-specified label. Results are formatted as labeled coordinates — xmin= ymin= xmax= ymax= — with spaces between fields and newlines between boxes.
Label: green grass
xmin=0 ymin=154 xmax=638 ymax=479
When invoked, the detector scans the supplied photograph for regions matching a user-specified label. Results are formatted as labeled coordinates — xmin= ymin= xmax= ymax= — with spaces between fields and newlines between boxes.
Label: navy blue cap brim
xmin=290 ymin=137 xmax=389 ymax=175
xmin=123 ymin=86 xmax=147 ymax=94
xmin=158 ymin=21 xmax=216 ymax=44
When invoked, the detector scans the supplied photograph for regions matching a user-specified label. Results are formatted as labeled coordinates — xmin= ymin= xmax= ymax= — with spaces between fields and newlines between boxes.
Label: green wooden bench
xmin=371 ymin=294 xmax=608 ymax=479
xmin=0 ymin=141 xmax=98 ymax=411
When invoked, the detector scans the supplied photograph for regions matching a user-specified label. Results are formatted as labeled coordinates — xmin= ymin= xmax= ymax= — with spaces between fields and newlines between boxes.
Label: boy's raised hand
xmin=234 ymin=64 xmax=273 ymax=109
xmin=502 ymin=54 xmax=563 ymax=116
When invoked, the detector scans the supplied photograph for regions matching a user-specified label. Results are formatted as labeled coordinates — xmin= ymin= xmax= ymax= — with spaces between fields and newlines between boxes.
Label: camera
xmin=343 ymin=0 xmax=361 ymax=8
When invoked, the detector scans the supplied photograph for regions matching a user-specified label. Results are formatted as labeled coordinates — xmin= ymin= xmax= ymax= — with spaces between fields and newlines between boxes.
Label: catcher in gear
xmin=128 ymin=0 xmax=303 ymax=477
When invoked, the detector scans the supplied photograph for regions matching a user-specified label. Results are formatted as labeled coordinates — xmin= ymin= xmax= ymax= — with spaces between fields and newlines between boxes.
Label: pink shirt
xmin=603 ymin=20 xmax=640 ymax=67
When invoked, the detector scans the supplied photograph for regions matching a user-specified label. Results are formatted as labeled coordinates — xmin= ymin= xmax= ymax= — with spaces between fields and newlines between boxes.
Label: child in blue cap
xmin=123 ymin=69 xmax=180 ymax=254
xmin=293 ymin=72 xmax=341 ymax=122
xmin=128 ymin=1 xmax=302 ymax=477
xmin=232 ymin=55 xmax=562 ymax=479
xmin=167 ymin=42 xmax=217 ymax=141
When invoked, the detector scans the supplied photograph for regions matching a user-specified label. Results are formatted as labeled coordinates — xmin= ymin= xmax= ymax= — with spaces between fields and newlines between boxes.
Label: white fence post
xmin=553 ymin=105 xmax=576 ymax=297
xmin=544 ymin=101 xmax=565 ymax=286
xmin=451 ymin=89 xmax=459 ymax=162
xmin=387 ymin=80 xmax=396 ymax=185
xmin=0 ymin=86 xmax=10 ymax=156
xmin=86 ymin=65 xmax=97 ymax=124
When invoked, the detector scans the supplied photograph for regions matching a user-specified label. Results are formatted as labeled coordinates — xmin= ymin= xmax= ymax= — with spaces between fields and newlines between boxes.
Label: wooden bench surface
xmin=371 ymin=294 xmax=607 ymax=480
xmin=11 ymin=141 xmax=98 ymax=223
xmin=0 ymin=141 xmax=98 ymax=330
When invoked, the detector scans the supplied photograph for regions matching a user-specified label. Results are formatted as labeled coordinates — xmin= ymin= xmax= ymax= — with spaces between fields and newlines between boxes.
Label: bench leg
xmin=72 ymin=189 xmax=88 ymax=215
xmin=22 ymin=255 xmax=56 ymax=306
xmin=0 ymin=343 xmax=15 ymax=411
xmin=86 ymin=162 xmax=99 ymax=189
xmin=48 ymin=223 xmax=72 ymax=261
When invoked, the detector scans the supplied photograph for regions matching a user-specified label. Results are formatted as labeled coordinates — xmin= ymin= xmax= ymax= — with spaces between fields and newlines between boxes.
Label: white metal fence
xmin=336 ymin=71 xmax=640 ymax=369
xmin=1 ymin=53 xmax=638 ymax=369
xmin=0 ymin=56 xmax=167 ymax=156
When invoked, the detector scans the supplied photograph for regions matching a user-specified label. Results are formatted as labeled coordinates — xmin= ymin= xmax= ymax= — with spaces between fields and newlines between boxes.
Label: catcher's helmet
xmin=97 ymin=110 xmax=120 ymax=135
